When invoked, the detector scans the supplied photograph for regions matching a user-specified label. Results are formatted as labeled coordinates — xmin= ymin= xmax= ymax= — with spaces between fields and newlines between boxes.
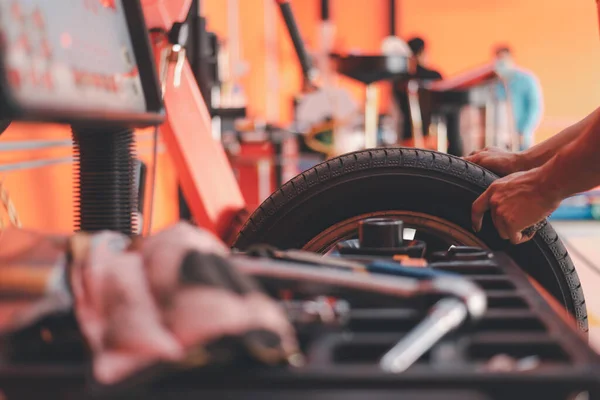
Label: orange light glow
xmin=100 ymin=0 xmax=116 ymax=10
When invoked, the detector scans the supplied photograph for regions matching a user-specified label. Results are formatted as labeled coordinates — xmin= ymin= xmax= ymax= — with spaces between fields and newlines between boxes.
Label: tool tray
xmin=0 ymin=252 xmax=598 ymax=400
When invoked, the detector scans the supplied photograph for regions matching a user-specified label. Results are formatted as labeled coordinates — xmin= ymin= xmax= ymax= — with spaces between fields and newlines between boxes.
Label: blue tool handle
xmin=367 ymin=261 xmax=457 ymax=280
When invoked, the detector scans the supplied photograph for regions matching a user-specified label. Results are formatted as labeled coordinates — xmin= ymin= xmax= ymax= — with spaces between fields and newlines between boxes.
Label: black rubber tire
xmin=233 ymin=148 xmax=588 ymax=333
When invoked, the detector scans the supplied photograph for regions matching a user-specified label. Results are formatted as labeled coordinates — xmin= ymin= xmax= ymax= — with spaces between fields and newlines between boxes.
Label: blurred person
xmin=394 ymin=37 xmax=443 ymax=146
xmin=493 ymin=45 xmax=543 ymax=151
xmin=407 ymin=37 xmax=443 ymax=81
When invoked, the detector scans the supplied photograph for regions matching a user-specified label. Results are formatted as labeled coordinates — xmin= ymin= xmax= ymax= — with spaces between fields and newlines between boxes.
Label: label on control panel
xmin=0 ymin=0 xmax=147 ymax=116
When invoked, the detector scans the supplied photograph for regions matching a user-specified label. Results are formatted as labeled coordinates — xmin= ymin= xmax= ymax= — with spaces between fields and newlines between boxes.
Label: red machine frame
xmin=142 ymin=0 xmax=247 ymax=242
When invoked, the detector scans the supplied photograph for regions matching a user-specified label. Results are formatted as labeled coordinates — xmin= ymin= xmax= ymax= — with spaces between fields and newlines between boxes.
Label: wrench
xmin=380 ymin=297 xmax=468 ymax=373
xmin=233 ymin=255 xmax=487 ymax=373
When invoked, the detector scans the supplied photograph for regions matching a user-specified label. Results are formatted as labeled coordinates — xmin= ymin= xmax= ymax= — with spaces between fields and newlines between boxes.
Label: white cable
xmin=264 ymin=0 xmax=279 ymax=121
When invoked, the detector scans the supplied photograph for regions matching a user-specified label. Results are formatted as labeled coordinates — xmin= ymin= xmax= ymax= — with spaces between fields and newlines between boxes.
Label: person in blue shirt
xmin=394 ymin=37 xmax=443 ymax=145
xmin=493 ymin=46 xmax=544 ymax=151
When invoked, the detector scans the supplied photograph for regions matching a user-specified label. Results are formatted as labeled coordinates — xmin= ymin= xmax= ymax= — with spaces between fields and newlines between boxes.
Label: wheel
xmin=233 ymin=148 xmax=588 ymax=333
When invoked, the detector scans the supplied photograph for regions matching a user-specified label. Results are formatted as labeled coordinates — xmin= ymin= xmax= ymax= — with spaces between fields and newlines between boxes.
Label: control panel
xmin=0 ymin=0 xmax=163 ymax=125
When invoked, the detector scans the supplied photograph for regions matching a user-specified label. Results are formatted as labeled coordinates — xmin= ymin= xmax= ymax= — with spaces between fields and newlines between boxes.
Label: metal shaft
xmin=380 ymin=298 xmax=468 ymax=373
xmin=364 ymin=84 xmax=379 ymax=149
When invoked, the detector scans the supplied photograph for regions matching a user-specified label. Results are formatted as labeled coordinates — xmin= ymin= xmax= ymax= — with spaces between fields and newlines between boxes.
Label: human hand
xmin=464 ymin=147 xmax=526 ymax=177
xmin=471 ymin=168 xmax=561 ymax=244
xmin=66 ymin=223 xmax=298 ymax=385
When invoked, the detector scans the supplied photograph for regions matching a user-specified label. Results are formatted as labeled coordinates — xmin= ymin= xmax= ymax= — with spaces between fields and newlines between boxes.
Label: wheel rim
xmin=301 ymin=211 xmax=585 ymax=330
xmin=303 ymin=211 xmax=487 ymax=254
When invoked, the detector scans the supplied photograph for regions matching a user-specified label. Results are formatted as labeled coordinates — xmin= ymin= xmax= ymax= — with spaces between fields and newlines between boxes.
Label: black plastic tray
xmin=0 ymin=252 xmax=597 ymax=400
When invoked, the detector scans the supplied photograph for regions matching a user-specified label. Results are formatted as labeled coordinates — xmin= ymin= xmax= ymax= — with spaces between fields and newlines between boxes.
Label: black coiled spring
xmin=72 ymin=126 xmax=137 ymax=235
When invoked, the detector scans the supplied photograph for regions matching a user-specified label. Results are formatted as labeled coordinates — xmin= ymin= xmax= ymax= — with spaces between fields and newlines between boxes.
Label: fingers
xmin=497 ymin=213 xmax=528 ymax=244
xmin=465 ymin=147 xmax=506 ymax=166
xmin=471 ymin=188 xmax=493 ymax=232
xmin=464 ymin=156 xmax=479 ymax=165
xmin=510 ymin=222 xmax=542 ymax=245
xmin=505 ymin=215 xmax=545 ymax=245
xmin=509 ymin=231 xmax=525 ymax=245
xmin=491 ymin=209 xmax=510 ymax=240
xmin=495 ymin=213 xmax=538 ymax=245
xmin=520 ymin=229 xmax=537 ymax=243
xmin=471 ymin=171 xmax=544 ymax=245
xmin=464 ymin=152 xmax=482 ymax=163
xmin=491 ymin=206 xmax=538 ymax=245
xmin=472 ymin=184 xmax=529 ymax=245
xmin=482 ymin=203 xmax=531 ymax=245
xmin=466 ymin=147 xmax=497 ymax=159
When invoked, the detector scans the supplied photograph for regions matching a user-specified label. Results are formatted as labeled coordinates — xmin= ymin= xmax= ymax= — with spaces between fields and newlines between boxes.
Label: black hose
xmin=320 ymin=0 xmax=329 ymax=21
xmin=276 ymin=0 xmax=314 ymax=83
xmin=389 ymin=0 xmax=396 ymax=36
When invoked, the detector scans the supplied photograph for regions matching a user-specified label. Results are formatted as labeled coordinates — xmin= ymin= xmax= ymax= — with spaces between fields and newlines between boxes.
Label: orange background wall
xmin=205 ymin=0 xmax=600 ymax=142
xmin=0 ymin=125 xmax=180 ymax=234
xmin=400 ymin=0 xmax=600 ymax=141
xmin=204 ymin=0 xmax=392 ymax=124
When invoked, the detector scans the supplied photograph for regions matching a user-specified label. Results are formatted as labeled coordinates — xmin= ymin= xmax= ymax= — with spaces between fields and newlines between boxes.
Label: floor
xmin=552 ymin=221 xmax=600 ymax=351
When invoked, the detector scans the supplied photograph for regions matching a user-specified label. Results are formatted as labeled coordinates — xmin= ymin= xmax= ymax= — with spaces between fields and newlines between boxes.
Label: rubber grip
xmin=276 ymin=1 xmax=313 ymax=82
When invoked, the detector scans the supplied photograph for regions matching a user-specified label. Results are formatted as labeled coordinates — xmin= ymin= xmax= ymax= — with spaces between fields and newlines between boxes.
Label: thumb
xmin=471 ymin=189 xmax=492 ymax=232
xmin=464 ymin=155 xmax=481 ymax=166
xmin=464 ymin=152 xmax=480 ymax=161
xmin=509 ymin=231 xmax=524 ymax=245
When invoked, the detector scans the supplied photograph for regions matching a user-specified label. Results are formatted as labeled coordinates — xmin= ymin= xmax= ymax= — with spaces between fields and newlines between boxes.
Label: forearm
xmin=539 ymin=115 xmax=600 ymax=199
xmin=520 ymin=107 xmax=600 ymax=170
